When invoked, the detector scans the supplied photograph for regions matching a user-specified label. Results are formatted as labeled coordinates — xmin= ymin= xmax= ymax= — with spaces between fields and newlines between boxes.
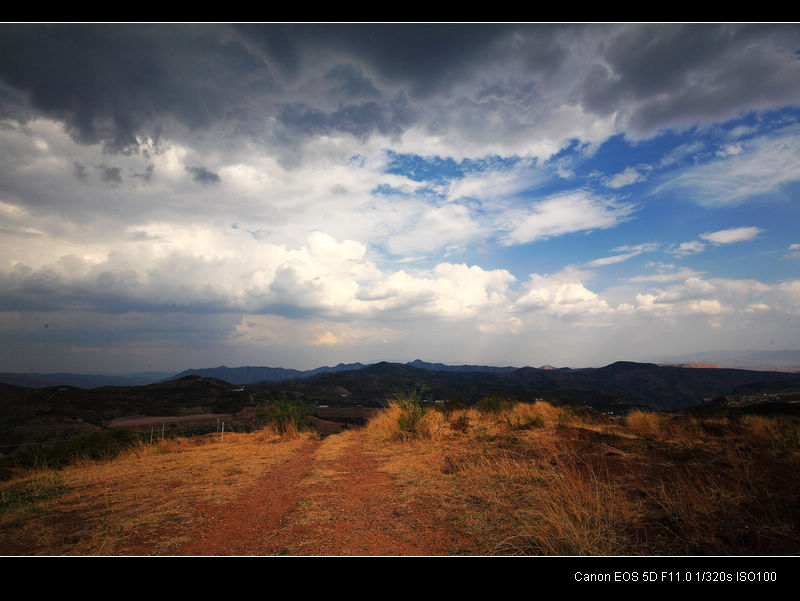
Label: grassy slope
xmin=1 ymin=401 xmax=799 ymax=555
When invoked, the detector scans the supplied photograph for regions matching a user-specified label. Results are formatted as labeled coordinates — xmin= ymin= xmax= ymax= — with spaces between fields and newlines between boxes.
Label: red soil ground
xmin=122 ymin=433 xmax=471 ymax=556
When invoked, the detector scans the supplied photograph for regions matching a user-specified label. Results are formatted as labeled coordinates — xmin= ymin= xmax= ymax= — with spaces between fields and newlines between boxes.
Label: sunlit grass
xmin=2 ymin=399 xmax=799 ymax=556
xmin=0 ymin=430 xmax=313 ymax=555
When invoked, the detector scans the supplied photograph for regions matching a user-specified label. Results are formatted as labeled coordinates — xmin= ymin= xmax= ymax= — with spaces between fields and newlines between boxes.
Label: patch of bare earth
xmin=271 ymin=431 xmax=472 ymax=555
xmin=166 ymin=431 xmax=470 ymax=556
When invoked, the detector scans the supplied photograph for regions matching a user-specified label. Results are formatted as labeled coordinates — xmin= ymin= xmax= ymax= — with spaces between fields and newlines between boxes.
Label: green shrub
xmin=260 ymin=398 xmax=314 ymax=435
xmin=478 ymin=395 xmax=514 ymax=414
xmin=395 ymin=389 xmax=430 ymax=436
xmin=0 ymin=428 xmax=140 ymax=478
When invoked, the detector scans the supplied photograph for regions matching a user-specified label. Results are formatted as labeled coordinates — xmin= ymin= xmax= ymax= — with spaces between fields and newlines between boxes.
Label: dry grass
xmin=624 ymin=409 xmax=663 ymax=439
xmin=2 ymin=399 xmax=799 ymax=556
xmin=742 ymin=414 xmax=800 ymax=455
xmin=0 ymin=430 xmax=313 ymax=555
xmin=365 ymin=400 xmax=800 ymax=555
xmin=367 ymin=399 xmax=449 ymax=441
xmin=365 ymin=401 xmax=640 ymax=554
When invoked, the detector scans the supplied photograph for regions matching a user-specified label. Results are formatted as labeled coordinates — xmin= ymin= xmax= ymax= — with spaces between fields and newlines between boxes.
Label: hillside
xmin=0 ymin=376 xmax=253 ymax=454
xmin=3 ymin=360 xmax=798 ymax=455
xmin=250 ymin=361 xmax=800 ymax=412
xmin=1 ymin=400 xmax=798 ymax=556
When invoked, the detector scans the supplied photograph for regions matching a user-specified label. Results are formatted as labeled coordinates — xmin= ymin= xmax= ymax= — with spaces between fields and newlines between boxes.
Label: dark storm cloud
xmin=99 ymin=165 xmax=122 ymax=186
xmin=72 ymin=161 xmax=88 ymax=182
xmin=186 ymin=165 xmax=221 ymax=185
xmin=324 ymin=64 xmax=379 ymax=99
xmin=133 ymin=163 xmax=155 ymax=182
xmin=2 ymin=23 xmax=471 ymax=153
xmin=2 ymin=23 xmax=799 ymax=158
xmin=581 ymin=24 xmax=800 ymax=134
xmin=279 ymin=96 xmax=411 ymax=140
xmin=0 ymin=24 xmax=276 ymax=151
xmin=234 ymin=23 xmax=518 ymax=97
xmin=0 ymin=262 xmax=233 ymax=314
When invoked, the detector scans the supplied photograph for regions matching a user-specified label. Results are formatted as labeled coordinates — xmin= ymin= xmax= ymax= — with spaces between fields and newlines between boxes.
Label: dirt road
xmin=171 ymin=432 xmax=470 ymax=556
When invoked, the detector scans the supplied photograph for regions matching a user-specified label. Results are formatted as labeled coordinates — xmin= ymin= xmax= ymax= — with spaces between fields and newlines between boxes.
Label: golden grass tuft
xmin=530 ymin=400 xmax=561 ymax=424
xmin=624 ymin=409 xmax=663 ymax=438
xmin=740 ymin=414 xmax=800 ymax=455
xmin=366 ymin=399 xmax=449 ymax=441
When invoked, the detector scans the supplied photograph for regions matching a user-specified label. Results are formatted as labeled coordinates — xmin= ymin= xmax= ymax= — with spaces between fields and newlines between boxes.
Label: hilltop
xmin=1 ymin=398 xmax=798 ymax=556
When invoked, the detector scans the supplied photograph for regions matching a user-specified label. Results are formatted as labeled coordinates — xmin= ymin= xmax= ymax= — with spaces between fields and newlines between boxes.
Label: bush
xmin=477 ymin=395 xmax=514 ymax=414
xmin=396 ymin=389 xmax=430 ymax=437
xmin=0 ymin=428 xmax=141 ymax=478
xmin=259 ymin=398 xmax=314 ymax=435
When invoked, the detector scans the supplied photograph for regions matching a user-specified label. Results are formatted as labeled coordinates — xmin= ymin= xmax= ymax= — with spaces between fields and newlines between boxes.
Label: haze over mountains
xmin=653 ymin=349 xmax=800 ymax=372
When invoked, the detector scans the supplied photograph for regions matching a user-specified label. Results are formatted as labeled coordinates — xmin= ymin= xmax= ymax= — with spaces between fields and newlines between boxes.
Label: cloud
xmin=580 ymin=24 xmax=800 ymax=136
xmin=99 ymin=165 xmax=122 ymax=186
xmin=652 ymin=277 xmax=717 ymax=304
xmin=375 ymin=263 xmax=517 ymax=320
xmin=629 ymin=264 xmax=705 ymax=283
xmin=513 ymin=269 xmax=612 ymax=319
xmin=501 ymin=191 xmax=636 ymax=246
xmin=0 ymin=24 xmax=794 ymax=167
xmin=667 ymin=240 xmax=706 ymax=257
xmin=657 ymin=141 xmax=705 ymax=167
xmin=585 ymin=252 xmax=640 ymax=267
xmin=383 ymin=202 xmax=484 ymax=256
xmin=72 ymin=161 xmax=88 ymax=181
xmin=585 ymin=242 xmax=658 ymax=267
xmin=605 ymin=166 xmax=648 ymax=188
xmin=186 ymin=165 xmax=221 ymax=185
xmin=657 ymin=127 xmax=800 ymax=206
xmin=2 ymin=24 xmax=800 ymax=372
xmin=311 ymin=330 xmax=339 ymax=346
xmin=700 ymin=226 xmax=762 ymax=245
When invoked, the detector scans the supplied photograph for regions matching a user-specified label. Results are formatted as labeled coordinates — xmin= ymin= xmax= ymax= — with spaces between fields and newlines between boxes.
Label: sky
xmin=0 ymin=23 xmax=799 ymax=373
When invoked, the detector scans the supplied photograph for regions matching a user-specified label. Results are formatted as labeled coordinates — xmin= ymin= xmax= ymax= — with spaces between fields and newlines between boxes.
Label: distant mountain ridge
xmin=171 ymin=360 xmax=527 ymax=385
xmin=169 ymin=363 xmax=370 ymax=385
xmin=405 ymin=359 xmax=519 ymax=373
xmin=252 ymin=360 xmax=800 ymax=412
xmin=2 ymin=350 xmax=797 ymax=390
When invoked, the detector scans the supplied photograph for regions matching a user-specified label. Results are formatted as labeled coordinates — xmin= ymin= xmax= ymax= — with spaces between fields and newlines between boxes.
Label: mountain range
xmin=0 ymin=349 xmax=797 ymax=390
xmin=3 ymin=359 xmax=799 ymax=454
xmin=250 ymin=360 xmax=800 ymax=412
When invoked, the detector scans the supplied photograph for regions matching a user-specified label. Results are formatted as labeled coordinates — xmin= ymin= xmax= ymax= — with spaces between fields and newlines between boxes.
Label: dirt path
xmin=173 ymin=437 xmax=322 ymax=556
xmin=173 ymin=432 xmax=470 ymax=556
